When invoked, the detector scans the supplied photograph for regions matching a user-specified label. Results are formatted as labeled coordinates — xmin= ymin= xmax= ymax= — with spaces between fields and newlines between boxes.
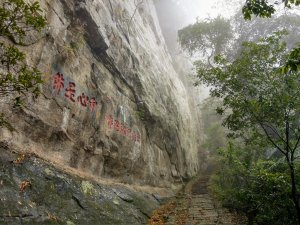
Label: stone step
xmin=159 ymin=173 xmax=240 ymax=225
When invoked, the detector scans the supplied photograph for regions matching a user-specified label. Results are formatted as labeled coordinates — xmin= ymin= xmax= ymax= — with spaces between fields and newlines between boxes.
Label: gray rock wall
xmin=0 ymin=147 xmax=162 ymax=225
xmin=0 ymin=0 xmax=203 ymax=187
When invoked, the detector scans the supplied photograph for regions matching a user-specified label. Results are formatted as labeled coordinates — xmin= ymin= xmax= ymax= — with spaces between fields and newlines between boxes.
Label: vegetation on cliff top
xmin=0 ymin=0 xmax=46 ymax=128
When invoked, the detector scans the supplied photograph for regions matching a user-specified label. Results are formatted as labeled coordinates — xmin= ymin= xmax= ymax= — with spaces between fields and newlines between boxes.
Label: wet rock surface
xmin=0 ymin=0 xmax=203 ymax=188
xmin=0 ymin=147 xmax=163 ymax=225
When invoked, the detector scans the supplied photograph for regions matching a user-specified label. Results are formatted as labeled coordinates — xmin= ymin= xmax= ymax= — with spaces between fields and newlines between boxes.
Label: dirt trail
xmin=149 ymin=166 xmax=242 ymax=225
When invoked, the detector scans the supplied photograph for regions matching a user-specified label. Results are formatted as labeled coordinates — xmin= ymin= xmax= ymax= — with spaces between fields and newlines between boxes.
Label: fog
xmin=167 ymin=0 xmax=242 ymax=22
xmin=154 ymin=0 xmax=300 ymax=102
xmin=154 ymin=0 xmax=242 ymax=56
xmin=154 ymin=0 xmax=294 ymax=55
xmin=155 ymin=0 xmax=243 ymax=28
xmin=154 ymin=0 xmax=244 ymax=102
xmin=155 ymin=0 xmax=294 ymax=26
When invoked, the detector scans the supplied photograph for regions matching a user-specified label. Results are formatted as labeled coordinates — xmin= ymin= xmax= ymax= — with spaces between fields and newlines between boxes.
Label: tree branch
xmin=259 ymin=121 xmax=286 ymax=155
xmin=262 ymin=122 xmax=286 ymax=145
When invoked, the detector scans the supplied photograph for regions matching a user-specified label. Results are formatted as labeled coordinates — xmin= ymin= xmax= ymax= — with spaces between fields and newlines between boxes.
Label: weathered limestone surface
xmin=0 ymin=147 xmax=161 ymax=225
xmin=0 ymin=0 xmax=203 ymax=187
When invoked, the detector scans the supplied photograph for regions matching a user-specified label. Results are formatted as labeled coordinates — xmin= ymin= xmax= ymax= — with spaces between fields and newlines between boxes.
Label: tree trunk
xmin=247 ymin=211 xmax=256 ymax=225
xmin=289 ymin=163 xmax=300 ymax=224
xmin=285 ymin=121 xmax=300 ymax=224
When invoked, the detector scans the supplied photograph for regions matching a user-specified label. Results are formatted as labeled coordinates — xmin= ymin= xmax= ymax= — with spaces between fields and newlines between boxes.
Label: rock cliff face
xmin=0 ymin=0 xmax=203 ymax=187
xmin=0 ymin=148 xmax=162 ymax=225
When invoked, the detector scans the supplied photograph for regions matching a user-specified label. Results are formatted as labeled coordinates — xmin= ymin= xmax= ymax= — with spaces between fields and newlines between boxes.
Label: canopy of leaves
xmin=231 ymin=12 xmax=300 ymax=58
xmin=0 ymin=0 xmax=45 ymax=99
xmin=197 ymin=32 xmax=300 ymax=155
xmin=0 ymin=0 xmax=46 ymax=41
xmin=197 ymin=30 xmax=300 ymax=224
xmin=0 ymin=0 xmax=46 ymax=126
xmin=242 ymin=0 xmax=300 ymax=73
xmin=178 ymin=11 xmax=300 ymax=69
xmin=212 ymin=142 xmax=297 ymax=225
xmin=283 ymin=44 xmax=300 ymax=72
xmin=178 ymin=16 xmax=232 ymax=65
xmin=242 ymin=0 xmax=300 ymax=20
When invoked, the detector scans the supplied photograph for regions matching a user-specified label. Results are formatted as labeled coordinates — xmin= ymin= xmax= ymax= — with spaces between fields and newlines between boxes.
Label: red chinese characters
xmin=52 ymin=72 xmax=98 ymax=112
xmin=114 ymin=119 xmax=120 ymax=131
xmin=89 ymin=97 xmax=97 ymax=112
xmin=106 ymin=115 xmax=114 ymax=129
xmin=77 ymin=93 xmax=89 ymax=107
xmin=106 ymin=114 xmax=141 ymax=143
xmin=65 ymin=82 xmax=76 ymax=102
xmin=53 ymin=72 xmax=64 ymax=95
xmin=120 ymin=123 xmax=126 ymax=136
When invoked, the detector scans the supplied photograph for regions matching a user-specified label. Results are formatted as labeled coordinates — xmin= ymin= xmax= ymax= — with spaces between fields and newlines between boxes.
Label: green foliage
xmin=0 ymin=0 xmax=46 ymax=42
xmin=184 ymin=2 xmax=300 ymax=224
xmin=198 ymin=31 xmax=300 ymax=223
xmin=178 ymin=9 xmax=300 ymax=70
xmin=0 ymin=0 xmax=46 ymax=128
xmin=231 ymin=13 xmax=300 ymax=61
xmin=212 ymin=143 xmax=297 ymax=224
xmin=59 ymin=20 xmax=86 ymax=62
xmin=197 ymin=31 xmax=299 ymax=144
xmin=135 ymin=108 xmax=145 ymax=120
xmin=242 ymin=0 xmax=300 ymax=73
xmin=242 ymin=0 xmax=300 ymax=20
xmin=0 ymin=44 xmax=42 ymax=96
xmin=178 ymin=16 xmax=232 ymax=65
xmin=242 ymin=0 xmax=275 ymax=20
xmin=283 ymin=44 xmax=300 ymax=73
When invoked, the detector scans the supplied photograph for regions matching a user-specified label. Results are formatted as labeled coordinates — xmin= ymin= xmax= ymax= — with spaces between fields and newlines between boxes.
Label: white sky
xmin=173 ymin=0 xmax=243 ymax=22
xmin=172 ymin=0 xmax=299 ymax=24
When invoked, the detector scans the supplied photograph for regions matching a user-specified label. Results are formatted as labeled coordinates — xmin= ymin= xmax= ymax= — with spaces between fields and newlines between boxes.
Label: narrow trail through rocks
xmin=149 ymin=166 xmax=242 ymax=225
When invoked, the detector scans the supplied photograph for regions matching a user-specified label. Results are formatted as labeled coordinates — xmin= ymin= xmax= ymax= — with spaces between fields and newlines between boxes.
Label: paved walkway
xmin=161 ymin=167 xmax=243 ymax=225
xmin=185 ymin=174 xmax=236 ymax=225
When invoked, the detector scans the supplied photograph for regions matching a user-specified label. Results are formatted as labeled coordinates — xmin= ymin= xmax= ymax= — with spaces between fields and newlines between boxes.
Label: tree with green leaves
xmin=213 ymin=142 xmax=296 ymax=225
xmin=178 ymin=16 xmax=232 ymax=66
xmin=242 ymin=0 xmax=300 ymax=73
xmin=232 ymin=12 xmax=300 ymax=56
xmin=243 ymin=0 xmax=300 ymax=20
xmin=196 ymin=31 xmax=300 ymax=224
xmin=0 ymin=0 xmax=46 ymax=127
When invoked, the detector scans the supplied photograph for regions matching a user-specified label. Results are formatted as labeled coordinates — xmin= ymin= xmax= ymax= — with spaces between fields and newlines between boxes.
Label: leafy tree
xmin=196 ymin=32 xmax=300 ymax=224
xmin=283 ymin=44 xmax=300 ymax=72
xmin=242 ymin=0 xmax=300 ymax=73
xmin=242 ymin=0 xmax=300 ymax=20
xmin=178 ymin=11 xmax=300 ymax=67
xmin=212 ymin=142 xmax=297 ymax=225
xmin=232 ymin=12 xmax=300 ymax=59
xmin=0 ymin=0 xmax=46 ymax=127
xmin=178 ymin=16 xmax=232 ymax=66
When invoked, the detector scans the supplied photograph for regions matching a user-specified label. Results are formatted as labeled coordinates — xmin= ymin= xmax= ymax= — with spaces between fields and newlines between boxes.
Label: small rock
xmin=81 ymin=181 xmax=95 ymax=195
xmin=113 ymin=198 xmax=120 ymax=205
xmin=44 ymin=168 xmax=55 ymax=177
xmin=66 ymin=221 xmax=75 ymax=225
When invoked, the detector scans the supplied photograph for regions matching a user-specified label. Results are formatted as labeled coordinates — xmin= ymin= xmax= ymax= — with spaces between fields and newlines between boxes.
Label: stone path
xmin=160 ymin=167 xmax=244 ymax=225
xmin=185 ymin=174 xmax=236 ymax=225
